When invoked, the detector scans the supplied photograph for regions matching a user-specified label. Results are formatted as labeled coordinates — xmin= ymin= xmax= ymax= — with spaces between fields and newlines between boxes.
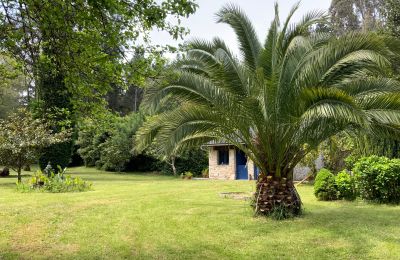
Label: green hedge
xmin=335 ymin=170 xmax=356 ymax=200
xmin=315 ymin=156 xmax=400 ymax=204
xmin=314 ymin=168 xmax=337 ymax=201
xmin=353 ymin=156 xmax=400 ymax=204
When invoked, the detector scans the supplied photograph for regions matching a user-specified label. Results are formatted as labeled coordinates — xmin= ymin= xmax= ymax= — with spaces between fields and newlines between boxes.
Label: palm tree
xmin=137 ymin=3 xmax=400 ymax=216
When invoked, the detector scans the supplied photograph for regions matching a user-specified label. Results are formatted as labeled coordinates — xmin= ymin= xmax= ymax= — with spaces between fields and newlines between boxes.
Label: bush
xmin=77 ymin=127 xmax=107 ymax=167
xmin=314 ymin=168 xmax=337 ymax=201
xmin=96 ymin=113 xmax=144 ymax=171
xmin=160 ymin=149 xmax=208 ymax=176
xmin=77 ymin=113 xmax=148 ymax=172
xmin=17 ymin=168 xmax=92 ymax=193
xmin=39 ymin=141 xmax=74 ymax=173
xmin=33 ymin=105 xmax=75 ymax=174
xmin=201 ymin=168 xmax=209 ymax=178
xmin=126 ymin=154 xmax=161 ymax=172
xmin=344 ymin=154 xmax=359 ymax=171
xmin=335 ymin=170 xmax=356 ymax=200
xmin=353 ymin=156 xmax=400 ymax=204
xmin=0 ymin=167 xmax=10 ymax=177
xmin=181 ymin=171 xmax=193 ymax=180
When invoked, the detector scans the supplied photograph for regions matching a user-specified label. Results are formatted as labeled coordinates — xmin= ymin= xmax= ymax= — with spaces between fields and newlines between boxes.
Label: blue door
xmin=236 ymin=150 xmax=248 ymax=180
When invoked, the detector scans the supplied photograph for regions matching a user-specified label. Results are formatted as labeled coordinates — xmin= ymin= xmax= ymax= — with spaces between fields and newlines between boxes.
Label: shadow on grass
xmin=0 ymin=182 xmax=16 ymax=188
xmin=0 ymin=174 xmax=31 ymax=179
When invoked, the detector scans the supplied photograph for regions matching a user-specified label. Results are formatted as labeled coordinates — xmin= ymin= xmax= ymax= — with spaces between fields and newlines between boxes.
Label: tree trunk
xmin=253 ymin=175 xmax=302 ymax=217
xmin=134 ymin=87 xmax=138 ymax=112
xmin=17 ymin=167 xmax=22 ymax=183
xmin=171 ymin=157 xmax=177 ymax=176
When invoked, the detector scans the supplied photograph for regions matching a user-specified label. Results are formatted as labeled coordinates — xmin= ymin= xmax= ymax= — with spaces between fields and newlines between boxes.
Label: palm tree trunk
xmin=253 ymin=174 xmax=302 ymax=217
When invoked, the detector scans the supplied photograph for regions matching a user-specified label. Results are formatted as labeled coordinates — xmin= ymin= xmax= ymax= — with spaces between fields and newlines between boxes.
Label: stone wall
xmin=293 ymin=166 xmax=310 ymax=181
xmin=293 ymin=153 xmax=325 ymax=181
xmin=208 ymin=147 xmax=236 ymax=180
xmin=208 ymin=147 xmax=324 ymax=181
xmin=247 ymin=160 xmax=255 ymax=180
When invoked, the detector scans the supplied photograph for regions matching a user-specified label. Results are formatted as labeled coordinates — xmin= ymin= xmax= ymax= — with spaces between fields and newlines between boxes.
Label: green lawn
xmin=0 ymin=167 xmax=399 ymax=259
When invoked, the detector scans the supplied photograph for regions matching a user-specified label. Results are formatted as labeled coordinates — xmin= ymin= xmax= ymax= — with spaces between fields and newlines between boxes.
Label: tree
xmin=0 ymin=109 xmax=70 ymax=182
xmin=136 ymin=3 xmax=400 ymax=217
xmin=76 ymin=111 xmax=147 ymax=172
xmin=329 ymin=0 xmax=385 ymax=35
xmin=0 ymin=0 xmax=198 ymax=111
xmin=0 ymin=54 xmax=26 ymax=119
xmin=0 ymin=0 xmax=197 ymax=169
xmin=385 ymin=0 xmax=400 ymax=38
xmin=97 ymin=112 xmax=144 ymax=172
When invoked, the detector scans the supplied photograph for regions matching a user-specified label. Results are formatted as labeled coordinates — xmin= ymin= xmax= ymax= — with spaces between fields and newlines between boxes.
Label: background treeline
xmin=301 ymin=0 xmax=400 ymax=174
xmin=1 ymin=0 xmax=399 ymax=176
xmin=75 ymin=111 xmax=207 ymax=175
xmin=0 ymin=0 xmax=207 ymax=175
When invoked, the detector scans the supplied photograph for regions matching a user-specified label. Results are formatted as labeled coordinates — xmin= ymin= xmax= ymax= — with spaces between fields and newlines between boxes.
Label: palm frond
xmin=216 ymin=3 xmax=261 ymax=69
xmin=137 ymin=3 xmax=400 ymax=178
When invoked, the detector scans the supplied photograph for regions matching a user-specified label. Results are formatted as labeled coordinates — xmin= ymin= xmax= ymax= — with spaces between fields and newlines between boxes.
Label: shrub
xmin=39 ymin=141 xmax=74 ymax=173
xmin=201 ymin=168 xmax=209 ymax=178
xmin=33 ymin=106 xmax=75 ymax=173
xmin=335 ymin=170 xmax=356 ymax=200
xmin=0 ymin=167 xmax=10 ymax=177
xmin=97 ymin=113 xmax=144 ymax=171
xmin=344 ymin=154 xmax=359 ymax=171
xmin=160 ymin=149 xmax=208 ymax=176
xmin=314 ymin=168 xmax=337 ymax=201
xmin=353 ymin=156 xmax=400 ymax=204
xmin=77 ymin=113 xmax=147 ymax=172
xmin=181 ymin=171 xmax=193 ymax=180
xmin=17 ymin=168 xmax=92 ymax=193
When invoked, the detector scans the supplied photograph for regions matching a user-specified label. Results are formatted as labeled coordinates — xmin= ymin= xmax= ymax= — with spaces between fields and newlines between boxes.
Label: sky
xmin=150 ymin=0 xmax=332 ymax=57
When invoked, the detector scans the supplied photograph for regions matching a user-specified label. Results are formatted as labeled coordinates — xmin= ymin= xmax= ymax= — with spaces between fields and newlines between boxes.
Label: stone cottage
xmin=203 ymin=142 xmax=324 ymax=181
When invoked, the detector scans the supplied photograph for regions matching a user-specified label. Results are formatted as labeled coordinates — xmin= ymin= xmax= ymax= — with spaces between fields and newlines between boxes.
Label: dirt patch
xmin=11 ymin=221 xmax=48 ymax=254
xmin=9 ymin=217 xmax=81 ymax=257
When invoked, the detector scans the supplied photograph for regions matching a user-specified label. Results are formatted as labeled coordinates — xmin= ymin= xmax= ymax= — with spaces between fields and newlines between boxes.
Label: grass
xmin=0 ymin=167 xmax=399 ymax=259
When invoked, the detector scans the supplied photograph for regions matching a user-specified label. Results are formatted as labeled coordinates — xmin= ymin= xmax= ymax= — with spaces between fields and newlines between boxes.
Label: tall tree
xmin=0 ymin=0 xmax=197 ymax=112
xmin=136 ymin=3 xmax=400 ymax=217
xmin=385 ymin=0 xmax=400 ymax=38
xmin=0 ymin=54 xmax=26 ymax=119
xmin=0 ymin=0 xmax=197 ymax=169
xmin=329 ymin=0 xmax=385 ymax=34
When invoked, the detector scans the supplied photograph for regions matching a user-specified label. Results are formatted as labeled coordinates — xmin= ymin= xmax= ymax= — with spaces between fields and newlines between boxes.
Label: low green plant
xmin=335 ymin=170 xmax=356 ymax=200
xmin=265 ymin=204 xmax=300 ymax=220
xmin=17 ymin=168 xmax=92 ymax=193
xmin=181 ymin=171 xmax=193 ymax=180
xmin=353 ymin=156 xmax=400 ymax=204
xmin=314 ymin=168 xmax=337 ymax=201
xmin=201 ymin=168 xmax=209 ymax=178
